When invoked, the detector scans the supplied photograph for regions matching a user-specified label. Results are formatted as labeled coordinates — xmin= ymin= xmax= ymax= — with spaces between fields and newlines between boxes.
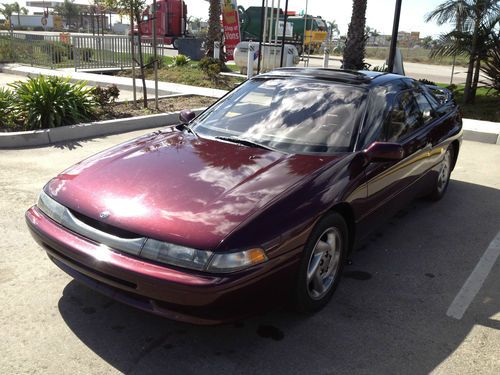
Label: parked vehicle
xmin=238 ymin=7 xmax=327 ymax=55
xmin=26 ymin=69 xmax=462 ymax=324
xmin=138 ymin=0 xmax=188 ymax=48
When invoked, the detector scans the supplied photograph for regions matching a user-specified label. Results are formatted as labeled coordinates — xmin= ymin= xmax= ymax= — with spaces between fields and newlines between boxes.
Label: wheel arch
xmin=328 ymin=202 xmax=356 ymax=254
xmin=450 ymin=140 xmax=460 ymax=171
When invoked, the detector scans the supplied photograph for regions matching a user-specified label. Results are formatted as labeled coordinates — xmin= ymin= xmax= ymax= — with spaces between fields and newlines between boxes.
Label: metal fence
xmin=0 ymin=31 xmax=164 ymax=71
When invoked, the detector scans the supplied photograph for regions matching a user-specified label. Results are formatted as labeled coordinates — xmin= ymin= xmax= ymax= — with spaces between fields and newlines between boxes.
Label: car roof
xmin=259 ymin=68 xmax=411 ymax=87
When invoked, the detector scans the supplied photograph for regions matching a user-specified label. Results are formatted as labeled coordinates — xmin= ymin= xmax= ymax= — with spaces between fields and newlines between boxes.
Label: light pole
xmin=387 ymin=0 xmax=402 ymax=73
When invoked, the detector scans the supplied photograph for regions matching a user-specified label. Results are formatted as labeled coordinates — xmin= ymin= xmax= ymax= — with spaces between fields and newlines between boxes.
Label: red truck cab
xmin=138 ymin=0 xmax=188 ymax=48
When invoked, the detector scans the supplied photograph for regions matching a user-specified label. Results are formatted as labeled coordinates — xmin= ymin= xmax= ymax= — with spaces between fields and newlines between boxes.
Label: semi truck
xmin=137 ymin=1 xmax=327 ymax=54
xmin=237 ymin=7 xmax=328 ymax=55
xmin=138 ymin=0 xmax=188 ymax=48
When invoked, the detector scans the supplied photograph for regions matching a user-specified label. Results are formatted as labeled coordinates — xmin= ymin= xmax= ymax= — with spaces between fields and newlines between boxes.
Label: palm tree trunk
xmin=464 ymin=7 xmax=482 ymax=104
xmin=206 ymin=0 xmax=221 ymax=58
xmin=343 ymin=0 xmax=367 ymax=70
xmin=471 ymin=57 xmax=481 ymax=103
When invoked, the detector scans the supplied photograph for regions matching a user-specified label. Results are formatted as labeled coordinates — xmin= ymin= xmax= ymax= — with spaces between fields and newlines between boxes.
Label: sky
xmin=0 ymin=0 xmax=454 ymax=37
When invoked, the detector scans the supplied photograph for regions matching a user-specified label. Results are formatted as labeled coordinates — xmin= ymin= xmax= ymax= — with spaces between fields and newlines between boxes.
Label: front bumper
xmin=26 ymin=206 xmax=301 ymax=324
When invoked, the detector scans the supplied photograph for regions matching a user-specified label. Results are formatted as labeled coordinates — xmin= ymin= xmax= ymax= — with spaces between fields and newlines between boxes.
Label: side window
xmin=413 ymin=91 xmax=435 ymax=123
xmin=380 ymin=91 xmax=423 ymax=142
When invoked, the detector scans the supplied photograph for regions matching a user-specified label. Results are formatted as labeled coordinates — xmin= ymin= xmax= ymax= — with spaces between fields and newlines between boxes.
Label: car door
xmin=357 ymin=85 xmax=432 ymax=234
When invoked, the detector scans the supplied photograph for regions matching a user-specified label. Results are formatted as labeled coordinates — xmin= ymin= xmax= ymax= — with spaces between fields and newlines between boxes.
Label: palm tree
xmin=54 ymin=0 xmax=81 ymax=29
xmin=343 ymin=0 xmax=367 ymax=70
xmin=327 ymin=20 xmax=339 ymax=42
xmin=11 ymin=2 xmax=28 ymax=27
xmin=206 ymin=0 xmax=222 ymax=58
xmin=0 ymin=4 xmax=14 ymax=23
xmin=426 ymin=0 xmax=499 ymax=103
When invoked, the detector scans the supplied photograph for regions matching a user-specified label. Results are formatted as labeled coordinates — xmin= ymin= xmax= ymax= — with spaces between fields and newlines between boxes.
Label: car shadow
xmin=57 ymin=180 xmax=500 ymax=374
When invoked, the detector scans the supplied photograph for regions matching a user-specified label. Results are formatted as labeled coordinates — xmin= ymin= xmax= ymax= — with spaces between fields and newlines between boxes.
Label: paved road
xmin=0 ymin=131 xmax=499 ymax=374
xmin=302 ymin=56 xmax=468 ymax=85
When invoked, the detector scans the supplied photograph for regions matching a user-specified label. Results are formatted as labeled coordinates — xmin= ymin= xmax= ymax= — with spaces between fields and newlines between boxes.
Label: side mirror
xmin=364 ymin=141 xmax=404 ymax=162
xmin=179 ymin=109 xmax=196 ymax=124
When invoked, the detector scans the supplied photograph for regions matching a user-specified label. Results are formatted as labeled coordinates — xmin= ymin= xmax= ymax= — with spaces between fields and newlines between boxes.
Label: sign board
xmin=277 ymin=21 xmax=293 ymax=38
xmin=222 ymin=0 xmax=241 ymax=60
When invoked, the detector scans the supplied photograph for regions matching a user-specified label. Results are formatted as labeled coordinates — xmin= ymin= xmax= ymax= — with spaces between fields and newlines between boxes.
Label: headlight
xmin=141 ymin=239 xmax=212 ymax=271
xmin=141 ymin=240 xmax=268 ymax=273
xmin=206 ymin=248 xmax=267 ymax=273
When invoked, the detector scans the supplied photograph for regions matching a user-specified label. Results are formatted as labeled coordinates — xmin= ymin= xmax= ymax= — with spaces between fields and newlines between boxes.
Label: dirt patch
xmin=0 ymin=95 xmax=216 ymax=132
xmin=95 ymin=95 xmax=217 ymax=121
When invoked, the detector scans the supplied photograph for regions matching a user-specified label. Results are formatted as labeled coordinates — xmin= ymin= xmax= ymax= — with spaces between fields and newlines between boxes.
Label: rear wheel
xmin=172 ymin=38 xmax=179 ymax=49
xmin=428 ymin=145 xmax=454 ymax=201
xmin=295 ymin=212 xmax=347 ymax=312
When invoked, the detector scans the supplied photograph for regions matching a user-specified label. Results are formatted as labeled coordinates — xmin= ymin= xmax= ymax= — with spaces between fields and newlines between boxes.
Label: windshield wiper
xmin=215 ymin=136 xmax=274 ymax=151
xmin=177 ymin=123 xmax=198 ymax=137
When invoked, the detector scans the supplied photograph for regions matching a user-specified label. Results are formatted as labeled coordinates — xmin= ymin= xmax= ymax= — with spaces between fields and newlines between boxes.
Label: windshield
xmin=192 ymin=78 xmax=367 ymax=154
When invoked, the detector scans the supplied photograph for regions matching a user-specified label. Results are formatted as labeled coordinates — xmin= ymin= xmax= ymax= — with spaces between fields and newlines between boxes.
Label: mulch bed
xmin=0 ymin=95 xmax=216 ymax=132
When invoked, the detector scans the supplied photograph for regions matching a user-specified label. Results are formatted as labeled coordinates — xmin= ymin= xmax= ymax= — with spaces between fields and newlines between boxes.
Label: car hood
xmin=46 ymin=129 xmax=341 ymax=249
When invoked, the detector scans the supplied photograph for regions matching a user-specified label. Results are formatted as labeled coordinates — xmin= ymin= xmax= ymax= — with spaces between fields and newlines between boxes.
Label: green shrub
xmin=92 ymin=84 xmax=120 ymax=106
xmin=418 ymin=78 xmax=437 ymax=86
xmin=371 ymin=64 xmax=389 ymax=72
xmin=8 ymin=76 xmax=96 ymax=130
xmin=0 ymin=88 xmax=15 ymax=127
xmin=199 ymin=57 xmax=225 ymax=82
xmin=171 ymin=54 xmax=190 ymax=67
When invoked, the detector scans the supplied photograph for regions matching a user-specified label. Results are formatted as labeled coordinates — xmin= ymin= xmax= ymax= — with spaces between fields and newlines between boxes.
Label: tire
xmin=172 ymin=38 xmax=179 ymax=50
xmin=427 ymin=145 xmax=454 ymax=201
xmin=295 ymin=212 xmax=348 ymax=312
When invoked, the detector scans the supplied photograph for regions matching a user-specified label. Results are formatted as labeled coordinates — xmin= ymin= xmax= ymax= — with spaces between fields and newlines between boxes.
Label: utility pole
xmin=280 ymin=0 xmax=289 ymax=67
xmin=387 ymin=0 xmax=402 ymax=73
xmin=152 ymin=0 xmax=158 ymax=110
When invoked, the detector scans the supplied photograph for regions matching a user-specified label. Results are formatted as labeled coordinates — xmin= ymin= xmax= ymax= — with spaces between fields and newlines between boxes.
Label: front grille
xmin=70 ymin=209 xmax=140 ymax=239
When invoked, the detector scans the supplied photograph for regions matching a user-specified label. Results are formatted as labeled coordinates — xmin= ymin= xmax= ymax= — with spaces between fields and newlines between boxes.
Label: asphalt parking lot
xmin=1 ymin=130 xmax=499 ymax=374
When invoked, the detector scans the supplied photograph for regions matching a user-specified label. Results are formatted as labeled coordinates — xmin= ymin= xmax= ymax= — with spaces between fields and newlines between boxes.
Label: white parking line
xmin=446 ymin=230 xmax=500 ymax=320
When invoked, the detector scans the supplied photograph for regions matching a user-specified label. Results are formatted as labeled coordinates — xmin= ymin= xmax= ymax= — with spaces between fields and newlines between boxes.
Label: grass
xmin=331 ymin=46 xmax=469 ymax=67
xmin=438 ymin=83 xmax=500 ymax=122
xmin=118 ymin=57 xmax=244 ymax=90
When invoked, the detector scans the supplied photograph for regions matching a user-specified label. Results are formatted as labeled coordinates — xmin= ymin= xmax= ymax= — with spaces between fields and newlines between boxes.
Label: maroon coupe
xmin=26 ymin=69 xmax=462 ymax=324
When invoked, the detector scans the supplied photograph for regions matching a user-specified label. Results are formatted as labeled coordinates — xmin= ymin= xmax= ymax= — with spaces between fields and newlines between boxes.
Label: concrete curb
xmin=462 ymin=119 xmax=500 ymax=145
xmin=0 ymin=108 xmax=205 ymax=149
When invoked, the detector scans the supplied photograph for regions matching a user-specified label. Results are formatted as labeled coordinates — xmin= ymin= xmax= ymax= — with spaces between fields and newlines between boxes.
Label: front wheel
xmin=428 ymin=145 xmax=454 ymax=201
xmin=295 ymin=212 xmax=347 ymax=312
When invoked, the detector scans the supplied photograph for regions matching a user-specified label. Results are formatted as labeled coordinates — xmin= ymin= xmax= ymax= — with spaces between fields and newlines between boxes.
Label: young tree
xmin=106 ymin=0 xmax=148 ymax=108
xmin=343 ymin=0 xmax=367 ymax=70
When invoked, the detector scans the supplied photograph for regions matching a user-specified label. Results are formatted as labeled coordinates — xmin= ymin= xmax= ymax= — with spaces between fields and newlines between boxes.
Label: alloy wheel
xmin=306 ymin=227 xmax=342 ymax=300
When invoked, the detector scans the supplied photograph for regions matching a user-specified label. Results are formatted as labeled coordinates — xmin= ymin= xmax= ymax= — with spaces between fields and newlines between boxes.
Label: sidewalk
xmin=1 ymin=64 xmax=498 ymax=144
xmin=0 ymin=63 xmax=227 ymax=99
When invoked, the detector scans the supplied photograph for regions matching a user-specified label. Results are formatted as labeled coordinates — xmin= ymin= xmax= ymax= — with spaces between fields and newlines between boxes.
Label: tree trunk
xmin=471 ymin=57 xmax=481 ymax=103
xmin=135 ymin=10 xmax=148 ymax=109
xmin=17 ymin=13 xmax=20 ymax=27
xmin=343 ymin=0 xmax=367 ymax=70
xmin=463 ymin=7 xmax=482 ymax=104
xmin=206 ymin=0 xmax=221 ymax=58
